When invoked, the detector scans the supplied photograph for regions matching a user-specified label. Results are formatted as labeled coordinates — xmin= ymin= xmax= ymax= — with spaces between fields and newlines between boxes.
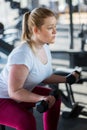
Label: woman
xmin=0 ymin=7 xmax=79 ymax=130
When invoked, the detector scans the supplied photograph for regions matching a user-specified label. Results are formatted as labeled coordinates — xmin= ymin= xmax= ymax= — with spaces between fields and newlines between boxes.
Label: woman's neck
xmin=32 ymin=40 xmax=44 ymax=51
xmin=32 ymin=36 xmax=45 ymax=50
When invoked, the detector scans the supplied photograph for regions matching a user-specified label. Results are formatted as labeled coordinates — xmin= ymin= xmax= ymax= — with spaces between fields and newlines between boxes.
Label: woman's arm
xmin=8 ymin=64 xmax=44 ymax=103
xmin=42 ymin=74 xmax=66 ymax=84
xmin=42 ymin=71 xmax=80 ymax=84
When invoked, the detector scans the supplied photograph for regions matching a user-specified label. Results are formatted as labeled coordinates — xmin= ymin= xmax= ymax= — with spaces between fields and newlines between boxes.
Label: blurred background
xmin=0 ymin=0 xmax=87 ymax=52
xmin=0 ymin=0 xmax=87 ymax=69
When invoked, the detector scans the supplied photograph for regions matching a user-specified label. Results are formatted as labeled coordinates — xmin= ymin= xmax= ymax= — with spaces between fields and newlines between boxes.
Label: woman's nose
xmin=53 ymin=28 xmax=56 ymax=34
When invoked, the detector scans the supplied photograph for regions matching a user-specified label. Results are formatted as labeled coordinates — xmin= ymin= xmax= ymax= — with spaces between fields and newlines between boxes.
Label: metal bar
xmin=69 ymin=0 xmax=74 ymax=49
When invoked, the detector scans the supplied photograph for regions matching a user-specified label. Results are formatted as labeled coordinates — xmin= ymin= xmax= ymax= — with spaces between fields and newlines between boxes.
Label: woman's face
xmin=36 ymin=16 xmax=57 ymax=44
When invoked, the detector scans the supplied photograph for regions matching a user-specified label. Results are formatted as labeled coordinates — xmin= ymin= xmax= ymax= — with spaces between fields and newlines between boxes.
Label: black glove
xmin=66 ymin=70 xmax=80 ymax=85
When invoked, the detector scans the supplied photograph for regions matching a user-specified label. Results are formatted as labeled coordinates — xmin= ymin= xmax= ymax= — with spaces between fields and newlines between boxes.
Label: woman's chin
xmin=50 ymin=40 xmax=55 ymax=44
xmin=46 ymin=40 xmax=55 ymax=44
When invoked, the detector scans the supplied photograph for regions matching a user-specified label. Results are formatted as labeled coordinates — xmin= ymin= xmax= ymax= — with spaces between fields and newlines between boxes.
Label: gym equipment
xmin=0 ymin=22 xmax=4 ymax=35
xmin=35 ymin=89 xmax=60 ymax=113
xmin=66 ymin=70 xmax=80 ymax=85
xmin=0 ymin=21 xmax=20 ymax=45
xmin=5 ymin=0 xmax=12 ymax=2
xmin=10 ymin=1 xmax=20 ymax=9
xmin=36 ymin=100 xmax=48 ymax=113
xmin=78 ymin=24 xmax=87 ymax=51
xmin=19 ymin=7 xmax=29 ymax=15
xmin=0 ymin=39 xmax=14 ymax=55
xmin=52 ymin=69 xmax=85 ymax=118
xmin=0 ymin=125 xmax=5 ymax=130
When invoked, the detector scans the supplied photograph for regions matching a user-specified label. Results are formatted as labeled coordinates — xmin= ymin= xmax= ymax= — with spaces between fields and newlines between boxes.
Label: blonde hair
xmin=21 ymin=7 xmax=56 ymax=49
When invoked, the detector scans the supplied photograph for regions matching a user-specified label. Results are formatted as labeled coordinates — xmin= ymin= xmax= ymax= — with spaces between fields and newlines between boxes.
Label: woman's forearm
xmin=8 ymin=88 xmax=43 ymax=103
xmin=42 ymin=74 xmax=66 ymax=84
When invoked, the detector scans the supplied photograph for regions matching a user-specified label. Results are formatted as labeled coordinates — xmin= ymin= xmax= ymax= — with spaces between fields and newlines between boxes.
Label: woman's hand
xmin=41 ymin=95 xmax=56 ymax=108
xmin=72 ymin=71 xmax=80 ymax=82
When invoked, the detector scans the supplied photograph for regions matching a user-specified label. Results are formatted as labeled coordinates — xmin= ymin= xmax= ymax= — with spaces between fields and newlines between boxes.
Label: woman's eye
xmin=48 ymin=27 xmax=53 ymax=30
xmin=48 ymin=26 xmax=57 ymax=30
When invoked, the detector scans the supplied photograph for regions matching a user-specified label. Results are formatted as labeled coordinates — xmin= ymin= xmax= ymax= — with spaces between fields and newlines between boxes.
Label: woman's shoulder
xmin=7 ymin=42 xmax=34 ymax=69
xmin=17 ymin=42 xmax=31 ymax=51
xmin=12 ymin=42 xmax=31 ymax=53
xmin=8 ymin=42 xmax=33 ymax=59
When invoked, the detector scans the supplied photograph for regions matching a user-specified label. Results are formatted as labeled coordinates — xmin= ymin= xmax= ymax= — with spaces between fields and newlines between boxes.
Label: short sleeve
xmin=8 ymin=51 xmax=33 ymax=71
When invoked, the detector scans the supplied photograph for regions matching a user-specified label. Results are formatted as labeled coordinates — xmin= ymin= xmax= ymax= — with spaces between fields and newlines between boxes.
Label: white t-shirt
xmin=0 ymin=43 xmax=53 ymax=98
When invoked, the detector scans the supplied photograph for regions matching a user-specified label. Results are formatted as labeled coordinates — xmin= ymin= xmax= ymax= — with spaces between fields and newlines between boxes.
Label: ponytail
xmin=21 ymin=12 xmax=31 ymax=42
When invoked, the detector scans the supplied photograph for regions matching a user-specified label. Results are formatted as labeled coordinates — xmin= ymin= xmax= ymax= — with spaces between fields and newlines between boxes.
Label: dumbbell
xmin=66 ymin=70 xmax=81 ymax=85
xmin=35 ymin=89 xmax=60 ymax=113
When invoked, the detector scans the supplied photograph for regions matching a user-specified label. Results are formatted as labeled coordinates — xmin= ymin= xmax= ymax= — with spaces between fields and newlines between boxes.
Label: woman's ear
xmin=33 ymin=26 xmax=38 ymax=34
